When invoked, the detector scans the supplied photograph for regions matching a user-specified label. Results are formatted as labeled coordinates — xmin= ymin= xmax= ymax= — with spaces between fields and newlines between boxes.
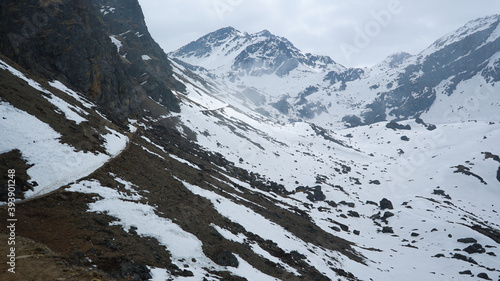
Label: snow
xmin=422 ymin=73 xmax=500 ymax=123
xmin=100 ymin=6 xmax=115 ymax=16
xmin=42 ymin=93 xmax=88 ymax=124
xmin=142 ymin=55 xmax=152 ymax=61
xmin=109 ymin=35 xmax=123 ymax=53
xmin=128 ymin=118 xmax=138 ymax=133
xmin=181 ymin=180 xmax=347 ymax=278
xmin=0 ymin=102 xmax=128 ymax=200
xmin=168 ymin=154 xmax=201 ymax=170
xmin=420 ymin=15 xmax=500 ymax=57
xmin=163 ymin=63 xmax=500 ymax=279
xmin=49 ymin=80 xmax=94 ymax=109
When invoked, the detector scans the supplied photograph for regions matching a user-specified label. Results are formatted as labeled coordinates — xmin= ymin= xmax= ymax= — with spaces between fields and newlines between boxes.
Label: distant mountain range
xmin=170 ymin=15 xmax=500 ymax=128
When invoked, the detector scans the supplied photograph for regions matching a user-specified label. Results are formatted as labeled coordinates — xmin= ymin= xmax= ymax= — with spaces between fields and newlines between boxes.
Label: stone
xmin=477 ymin=272 xmax=491 ymax=280
xmin=457 ymin=237 xmax=477 ymax=244
xmin=463 ymin=243 xmax=486 ymax=254
xmin=380 ymin=198 xmax=394 ymax=210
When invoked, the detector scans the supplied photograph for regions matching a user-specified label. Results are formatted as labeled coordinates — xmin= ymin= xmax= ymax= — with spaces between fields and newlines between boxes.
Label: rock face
xmin=0 ymin=0 xmax=182 ymax=121
xmin=95 ymin=0 xmax=184 ymax=112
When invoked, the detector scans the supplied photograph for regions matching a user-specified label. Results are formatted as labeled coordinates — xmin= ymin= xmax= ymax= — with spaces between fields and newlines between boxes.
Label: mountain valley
xmin=0 ymin=1 xmax=499 ymax=280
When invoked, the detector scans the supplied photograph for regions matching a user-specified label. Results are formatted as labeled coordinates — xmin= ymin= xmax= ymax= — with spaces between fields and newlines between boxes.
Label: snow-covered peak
xmin=420 ymin=14 xmax=500 ymax=57
xmin=170 ymin=27 xmax=343 ymax=77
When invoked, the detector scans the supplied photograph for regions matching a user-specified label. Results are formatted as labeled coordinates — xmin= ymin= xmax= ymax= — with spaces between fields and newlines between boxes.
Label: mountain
xmin=1 ymin=2 xmax=499 ymax=281
xmin=171 ymin=16 xmax=500 ymax=128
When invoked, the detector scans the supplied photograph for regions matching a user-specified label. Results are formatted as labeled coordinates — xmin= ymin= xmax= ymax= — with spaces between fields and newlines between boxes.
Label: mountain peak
xmin=212 ymin=26 xmax=239 ymax=36
xmin=255 ymin=29 xmax=273 ymax=37
xmin=171 ymin=27 xmax=342 ymax=77
xmin=379 ymin=52 xmax=412 ymax=68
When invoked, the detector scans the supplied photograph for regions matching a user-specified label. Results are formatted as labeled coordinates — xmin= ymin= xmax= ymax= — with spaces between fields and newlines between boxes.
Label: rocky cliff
xmin=0 ymin=0 xmax=182 ymax=123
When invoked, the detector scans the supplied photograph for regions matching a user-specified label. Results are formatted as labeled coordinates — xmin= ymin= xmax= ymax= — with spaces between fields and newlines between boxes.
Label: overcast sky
xmin=137 ymin=0 xmax=500 ymax=67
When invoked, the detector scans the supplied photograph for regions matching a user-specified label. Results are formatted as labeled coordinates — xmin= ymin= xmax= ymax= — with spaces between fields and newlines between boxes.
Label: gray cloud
xmin=138 ymin=0 xmax=500 ymax=67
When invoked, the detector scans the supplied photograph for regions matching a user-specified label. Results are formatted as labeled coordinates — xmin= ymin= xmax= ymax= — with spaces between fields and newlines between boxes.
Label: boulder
xmin=380 ymin=198 xmax=394 ymax=210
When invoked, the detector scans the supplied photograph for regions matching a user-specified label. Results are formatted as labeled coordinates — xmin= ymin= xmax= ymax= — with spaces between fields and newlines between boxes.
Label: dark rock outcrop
xmin=0 ymin=0 xmax=182 ymax=122
xmin=380 ymin=198 xmax=394 ymax=210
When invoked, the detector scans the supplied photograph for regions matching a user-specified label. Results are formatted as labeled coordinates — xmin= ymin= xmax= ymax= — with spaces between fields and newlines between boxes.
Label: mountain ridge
xmin=170 ymin=15 xmax=500 ymax=128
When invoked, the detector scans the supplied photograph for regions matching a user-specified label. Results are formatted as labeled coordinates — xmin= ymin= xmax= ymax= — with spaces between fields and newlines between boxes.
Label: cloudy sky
xmin=137 ymin=0 xmax=500 ymax=67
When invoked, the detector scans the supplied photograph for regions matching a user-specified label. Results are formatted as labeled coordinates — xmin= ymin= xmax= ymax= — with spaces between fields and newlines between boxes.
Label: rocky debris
xmin=400 ymin=136 xmax=410 ymax=141
xmin=416 ymin=117 xmax=437 ymax=131
xmin=381 ymin=227 xmax=394 ymax=234
xmin=296 ymin=185 xmax=326 ymax=202
xmin=483 ymin=152 xmax=500 ymax=163
xmin=210 ymin=249 xmax=239 ymax=267
xmin=432 ymin=188 xmax=451 ymax=199
xmin=347 ymin=210 xmax=360 ymax=218
xmin=98 ymin=256 xmax=153 ymax=281
xmin=366 ymin=200 xmax=378 ymax=206
xmin=326 ymin=200 xmax=338 ymax=208
xmin=402 ymin=243 xmax=418 ymax=249
xmin=380 ymin=198 xmax=394 ymax=210
xmin=386 ymin=121 xmax=411 ymax=130
xmin=426 ymin=124 xmax=437 ymax=131
xmin=452 ymin=253 xmax=477 ymax=264
xmin=452 ymin=165 xmax=487 ymax=184
xmin=477 ymin=272 xmax=492 ymax=280
xmin=497 ymin=167 xmax=500 ymax=183
xmin=329 ymin=219 xmax=350 ymax=232
xmin=339 ymin=201 xmax=356 ymax=208
xmin=483 ymin=152 xmax=500 ymax=183
xmin=309 ymin=123 xmax=351 ymax=148
xmin=369 ymin=180 xmax=381 ymax=185
xmin=459 ymin=270 xmax=473 ymax=275
xmin=382 ymin=211 xmax=395 ymax=220
xmin=463 ymin=243 xmax=486 ymax=254
xmin=458 ymin=237 xmax=478 ymax=244
xmin=468 ymin=225 xmax=500 ymax=244
xmin=118 ymin=258 xmax=153 ymax=281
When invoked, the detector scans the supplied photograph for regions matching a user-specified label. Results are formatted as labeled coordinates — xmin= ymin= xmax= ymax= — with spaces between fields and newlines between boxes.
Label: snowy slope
xmin=125 ymin=59 xmax=499 ymax=280
xmin=0 ymin=58 xmax=128 ymax=200
xmin=170 ymin=15 xmax=500 ymax=129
